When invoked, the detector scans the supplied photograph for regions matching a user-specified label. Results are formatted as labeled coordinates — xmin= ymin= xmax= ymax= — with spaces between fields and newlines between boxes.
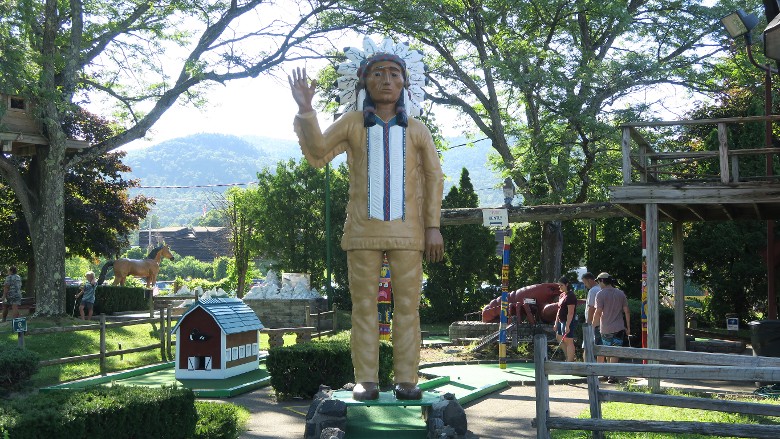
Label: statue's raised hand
xmin=288 ymin=67 xmax=316 ymax=114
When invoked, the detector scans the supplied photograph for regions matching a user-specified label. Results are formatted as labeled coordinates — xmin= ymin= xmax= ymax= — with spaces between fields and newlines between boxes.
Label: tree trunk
xmin=541 ymin=220 xmax=563 ymax=282
xmin=28 ymin=146 xmax=67 ymax=315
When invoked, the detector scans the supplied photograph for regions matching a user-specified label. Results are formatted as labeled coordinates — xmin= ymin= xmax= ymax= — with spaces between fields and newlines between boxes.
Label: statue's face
xmin=365 ymin=61 xmax=405 ymax=105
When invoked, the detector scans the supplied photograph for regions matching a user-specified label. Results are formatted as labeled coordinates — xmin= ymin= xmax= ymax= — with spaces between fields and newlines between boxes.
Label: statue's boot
xmin=353 ymin=382 xmax=379 ymax=401
xmin=394 ymin=382 xmax=422 ymax=400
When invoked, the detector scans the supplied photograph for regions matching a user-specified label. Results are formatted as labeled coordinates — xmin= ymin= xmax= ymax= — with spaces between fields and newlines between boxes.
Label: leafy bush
xmin=0 ymin=347 xmax=40 ymax=393
xmin=265 ymin=331 xmax=392 ymax=399
xmin=0 ymin=385 xmax=196 ymax=439
xmin=66 ymin=285 xmax=147 ymax=315
xmin=194 ymin=401 xmax=246 ymax=439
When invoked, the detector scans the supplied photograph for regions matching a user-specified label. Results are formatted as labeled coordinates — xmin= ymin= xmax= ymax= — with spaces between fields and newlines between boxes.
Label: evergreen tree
xmin=422 ymin=169 xmax=499 ymax=323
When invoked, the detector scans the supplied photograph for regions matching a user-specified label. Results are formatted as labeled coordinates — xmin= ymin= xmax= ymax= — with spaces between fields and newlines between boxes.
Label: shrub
xmin=265 ymin=331 xmax=392 ymax=399
xmin=194 ymin=401 xmax=246 ymax=439
xmin=0 ymin=347 xmax=40 ymax=393
xmin=0 ymin=385 xmax=196 ymax=439
xmin=65 ymin=285 xmax=147 ymax=315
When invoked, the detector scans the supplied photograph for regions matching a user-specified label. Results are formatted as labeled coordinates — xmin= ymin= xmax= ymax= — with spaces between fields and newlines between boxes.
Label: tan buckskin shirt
xmin=294 ymin=110 xmax=443 ymax=252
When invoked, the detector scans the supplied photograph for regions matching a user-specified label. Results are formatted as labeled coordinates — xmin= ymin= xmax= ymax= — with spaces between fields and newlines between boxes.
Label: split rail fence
xmin=17 ymin=304 xmax=174 ymax=377
xmin=534 ymin=324 xmax=780 ymax=439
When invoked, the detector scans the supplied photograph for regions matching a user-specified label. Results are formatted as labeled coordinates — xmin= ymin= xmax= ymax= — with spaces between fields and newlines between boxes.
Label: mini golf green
xmin=42 ymin=361 xmax=271 ymax=398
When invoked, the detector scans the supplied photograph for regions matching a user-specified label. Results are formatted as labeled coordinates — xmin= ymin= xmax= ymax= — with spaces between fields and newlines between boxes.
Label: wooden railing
xmin=620 ymin=116 xmax=780 ymax=185
xmin=533 ymin=325 xmax=780 ymax=439
xmin=17 ymin=307 xmax=173 ymax=377
xmin=261 ymin=327 xmax=315 ymax=347
xmin=305 ymin=304 xmax=338 ymax=337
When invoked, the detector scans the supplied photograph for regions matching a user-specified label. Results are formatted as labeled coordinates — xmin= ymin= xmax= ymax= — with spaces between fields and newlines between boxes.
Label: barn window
xmin=9 ymin=97 xmax=26 ymax=110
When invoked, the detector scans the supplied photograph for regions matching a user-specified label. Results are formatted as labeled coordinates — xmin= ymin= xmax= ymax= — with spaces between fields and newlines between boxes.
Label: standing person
xmin=554 ymin=276 xmax=578 ymax=362
xmin=289 ymin=52 xmax=444 ymax=400
xmin=582 ymin=272 xmax=602 ymax=352
xmin=2 ymin=266 xmax=22 ymax=322
xmin=75 ymin=271 xmax=97 ymax=321
xmin=592 ymin=272 xmax=631 ymax=383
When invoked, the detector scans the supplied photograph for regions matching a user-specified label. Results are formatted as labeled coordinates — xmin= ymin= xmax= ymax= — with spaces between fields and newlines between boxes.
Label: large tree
xmin=0 ymin=0 xmax=350 ymax=314
xmin=336 ymin=0 xmax=749 ymax=281
xmin=0 ymin=108 xmax=151 ymax=292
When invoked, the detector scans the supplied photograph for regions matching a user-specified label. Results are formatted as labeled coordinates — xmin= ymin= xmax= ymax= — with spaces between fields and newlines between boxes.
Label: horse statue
xmin=97 ymin=244 xmax=175 ymax=289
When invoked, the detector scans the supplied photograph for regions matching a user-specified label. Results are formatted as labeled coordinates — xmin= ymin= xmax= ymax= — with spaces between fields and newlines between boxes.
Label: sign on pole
xmin=12 ymin=317 xmax=27 ymax=333
xmin=484 ymin=208 xmax=511 ymax=369
xmin=482 ymin=209 xmax=508 ymax=228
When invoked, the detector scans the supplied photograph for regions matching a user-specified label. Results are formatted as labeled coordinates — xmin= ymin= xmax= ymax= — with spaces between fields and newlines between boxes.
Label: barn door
xmin=187 ymin=357 xmax=198 ymax=371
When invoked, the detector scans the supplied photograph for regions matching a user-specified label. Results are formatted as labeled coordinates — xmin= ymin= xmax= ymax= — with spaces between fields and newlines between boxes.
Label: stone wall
xmin=245 ymin=297 xmax=327 ymax=328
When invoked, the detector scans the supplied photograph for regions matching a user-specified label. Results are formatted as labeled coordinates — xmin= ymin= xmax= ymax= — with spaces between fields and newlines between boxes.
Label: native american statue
xmin=289 ymin=37 xmax=444 ymax=400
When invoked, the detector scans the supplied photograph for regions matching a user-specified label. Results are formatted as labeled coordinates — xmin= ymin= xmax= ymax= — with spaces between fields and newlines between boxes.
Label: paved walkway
xmin=234 ymin=381 xmax=591 ymax=439
xmin=233 ymin=376 xmax=761 ymax=439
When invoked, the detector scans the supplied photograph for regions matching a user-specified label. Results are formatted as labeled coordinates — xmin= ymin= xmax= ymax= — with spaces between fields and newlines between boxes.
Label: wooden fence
xmin=305 ymin=304 xmax=338 ymax=337
xmin=534 ymin=324 xmax=780 ymax=439
xmin=261 ymin=327 xmax=316 ymax=347
xmin=19 ymin=305 xmax=173 ymax=377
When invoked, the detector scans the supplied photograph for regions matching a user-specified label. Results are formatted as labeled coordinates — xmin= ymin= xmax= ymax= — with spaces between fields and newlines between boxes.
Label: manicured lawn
xmin=551 ymin=386 xmax=780 ymax=439
xmin=0 ymin=316 xmax=297 ymax=388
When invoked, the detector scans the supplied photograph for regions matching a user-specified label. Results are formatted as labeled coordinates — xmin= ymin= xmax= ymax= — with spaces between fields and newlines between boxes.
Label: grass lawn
xmin=0 ymin=316 xmax=298 ymax=388
xmin=551 ymin=386 xmax=780 ymax=439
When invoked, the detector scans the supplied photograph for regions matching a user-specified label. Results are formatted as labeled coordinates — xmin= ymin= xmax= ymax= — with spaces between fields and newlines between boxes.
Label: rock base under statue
xmin=304 ymin=384 xmax=476 ymax=439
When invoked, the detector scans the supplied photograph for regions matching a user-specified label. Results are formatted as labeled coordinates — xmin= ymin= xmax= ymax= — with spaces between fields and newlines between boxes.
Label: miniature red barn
xmin=171 ymin=298 xmax=264 ymax=379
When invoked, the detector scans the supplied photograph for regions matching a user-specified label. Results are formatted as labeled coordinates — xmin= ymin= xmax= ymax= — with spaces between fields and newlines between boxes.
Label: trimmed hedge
xmin=65 ymin=285 xmax=147 ymax=315
xmin=0 ymin=386 xmax=196 ymax=439
xmin=0 ymin=347 xmax=40 ymax=393
xmin=194 ymin=401 xmax=244 ymax=439
xmin=266 ymin=331 xmax=393 ymax=399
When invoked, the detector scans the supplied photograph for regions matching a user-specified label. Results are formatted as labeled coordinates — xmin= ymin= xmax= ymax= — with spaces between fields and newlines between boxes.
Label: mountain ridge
xmin=124 ymin=133 xmax=504 ymax=226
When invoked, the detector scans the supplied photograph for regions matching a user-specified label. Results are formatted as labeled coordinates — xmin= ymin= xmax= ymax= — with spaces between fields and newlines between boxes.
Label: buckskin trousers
xmin=348 ymin=249 xmax=422 ymax=384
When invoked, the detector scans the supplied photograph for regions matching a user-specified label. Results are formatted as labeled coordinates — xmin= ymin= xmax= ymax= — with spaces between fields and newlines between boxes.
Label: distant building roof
xmin=171 ymin=297 xmax=264 ymax=335
xmin=139 ymin=226 xmax=230 ymax=262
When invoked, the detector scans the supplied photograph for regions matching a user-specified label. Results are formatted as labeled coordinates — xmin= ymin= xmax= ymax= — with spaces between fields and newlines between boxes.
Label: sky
xmin=115 ymin=26 xmax=469 ymax=152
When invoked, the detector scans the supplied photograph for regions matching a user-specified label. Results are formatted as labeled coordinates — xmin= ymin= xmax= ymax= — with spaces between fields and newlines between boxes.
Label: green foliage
xmin=423 ymin=169 xmax=500 ymax=322
xmin=0 ymin=386 xmax=196 ymax=439
xmin=65 ymin=285 xmax=147 ymax=315
xmin=65 ymin=257 xmax=92 ymax=280
xmin=158 ymin=253 xmax=214 ymax=281
xmin=252 ymin=159 xmax=349 ymax=291
xmin=194 ymin=401 xmax=246 ymax=439
xmin=678 ymin=87 xmax=774 ymax=323
xmin=0 ymin=347 xmax=40 ymax=393
xmin=266 ymin=331 xmax=392 ymax=399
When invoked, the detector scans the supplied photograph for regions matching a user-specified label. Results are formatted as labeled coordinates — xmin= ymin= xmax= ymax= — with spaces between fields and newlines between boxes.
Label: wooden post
xmin=646 ymin=203 xmax=660 ymax=391
xmin=304 ymin=305 xmax=310 ymax=327
xmin=316 ymin=304 xmax=321 ymax=338
xmin=718 ymin=123 xmax=730 ymax=184
xmin=17 ymin=331 xmax=24 ymax=348
xmin=166 ymin=304 xmax=172 ymax=359
xmin=534 ymin=333 xmax=550 ymax=439
xmin=99 ymin=314 xmax=106 ymax=376
xmin=621 ymin=127 xmax=632 ymax=185
xmin=333 ymin=304 xmax=338 ymax=331
xmin=159 ymin=306 xmax=166 ymax=361
xmin=673 ymin=223 xmax=686 ymax=351
xmin=583 ymin=324 xmax=604 ymax=439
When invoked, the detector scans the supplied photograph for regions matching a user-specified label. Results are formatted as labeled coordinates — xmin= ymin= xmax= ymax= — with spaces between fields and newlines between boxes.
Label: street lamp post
xmin=722 ymin=9 xmax=778 ymax=319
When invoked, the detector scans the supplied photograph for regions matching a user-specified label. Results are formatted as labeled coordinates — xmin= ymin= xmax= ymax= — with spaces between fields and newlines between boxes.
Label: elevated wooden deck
xmin=611 ymin=116 xmax=780 ymax=222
